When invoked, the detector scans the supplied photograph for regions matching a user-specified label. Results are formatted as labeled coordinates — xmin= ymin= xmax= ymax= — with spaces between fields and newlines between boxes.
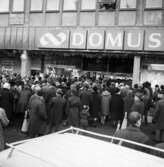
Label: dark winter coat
xmin=101 ymin=90 xmax=111 ymax=116
xmin=79 ymin=90 xmax=92 ymax=107
xmin=28 ymin=96 xmax=47 ymax=137
xmin=90 ymin=91 xmax=101 ymax=118
xmin=114 ymin=126 xmax=150 ymax=149
xmin=131 ymin=100 xmax=145 ymax=115
xmin=67 ymin=95 xmax=81 ymax=127
xmin=17 ymin=88 xmax=32 ymax=114
xmin=123 ymin=94 xmax=134 ymax=114
xmin=0 ymin=88 xmax=13 ymax=120
xmin=110 ymin=93 xmax=124 ymax=121
xmin=49 ymin=96 xmax=66 ymax=132
xmin=154 ymin=99 xmax=164 ymax=130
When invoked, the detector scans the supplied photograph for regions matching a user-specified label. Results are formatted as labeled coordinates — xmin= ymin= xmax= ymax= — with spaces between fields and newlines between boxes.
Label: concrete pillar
xmin=20 ymin=50 xmax=31 ymax=78
xmin=132 ymin=56 xmax=141 ymax=87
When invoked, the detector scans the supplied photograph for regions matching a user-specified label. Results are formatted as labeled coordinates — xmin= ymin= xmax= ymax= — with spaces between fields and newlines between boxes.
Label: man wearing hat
xmin=48 ymin=89 xmax=66 ymax=132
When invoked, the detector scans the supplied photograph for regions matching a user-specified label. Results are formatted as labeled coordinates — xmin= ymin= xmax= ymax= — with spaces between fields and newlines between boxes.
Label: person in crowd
xmin=80 ymin=105 xmax=90 ymax=129
xmin=114 ymin=111 xmax=150 ymax=148
xmin=0 ymin=82 xmax=13 ymax=121
xmin=153 ymin=92 xmax=164 ymax=142
xmin=79 ymin=83 xmax=92 ymax=108
xmin=131 ymin=91 xmax=145 ymax=118
xmin=123 ymin=89 xmax=134 ymax=116
xmin=153 ymin=85 xmax=161 ymax=102
xmin=17 ymin=84 xmax=32 ymax=114
xmin=28 ymin=89 xmax=48 ymax=138
xmin=67 ymin=86 xmax=81 ymax=127
xmin=142 ymin=82 xmax=153 ymax=125
xmin=90 ymin=83 xmax=101 ymax=127
xmin=110 ymin=88 xmax=124 ymax=127
xmin=101 ymin=87 xmax=111 ymax=125
xmin=0 ymin=108 xmax=9 ymax=151
xmin=48 ymin=89 xmax=66 ymax=132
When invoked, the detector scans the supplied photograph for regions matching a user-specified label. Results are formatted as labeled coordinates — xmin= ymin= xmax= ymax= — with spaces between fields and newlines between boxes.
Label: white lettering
xmin=127 ymin=33 xmax=142 ymax=48
xmin=72 ymin=33 xmax=84 ymax=46
xmin=106 ymin=33 xmax=123 ymax=48
xmin=89 ymin=33 xmax=103 ymax=47
xmin=40 ymin=32 xmax=66 ymax=46
xmin=149 ymin=33 xmax=161 ymax=48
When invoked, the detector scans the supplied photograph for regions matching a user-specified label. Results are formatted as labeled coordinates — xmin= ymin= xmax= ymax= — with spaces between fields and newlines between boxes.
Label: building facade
xmin=0 ymin=0 xmax=164 ymax=86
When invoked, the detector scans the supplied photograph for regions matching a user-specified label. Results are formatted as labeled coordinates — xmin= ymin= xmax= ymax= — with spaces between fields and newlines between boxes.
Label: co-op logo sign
xmin=38 ymin=29 xmax=164 ymax=51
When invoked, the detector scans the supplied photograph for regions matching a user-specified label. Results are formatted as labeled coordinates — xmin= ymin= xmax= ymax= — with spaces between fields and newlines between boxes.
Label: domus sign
xmin=37 ymin=28 xmax=164 ymax=51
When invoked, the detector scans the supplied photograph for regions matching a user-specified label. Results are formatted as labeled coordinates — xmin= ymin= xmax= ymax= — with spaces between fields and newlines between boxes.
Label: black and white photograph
xmin=0 ymin=0 xmax=164 ymax=166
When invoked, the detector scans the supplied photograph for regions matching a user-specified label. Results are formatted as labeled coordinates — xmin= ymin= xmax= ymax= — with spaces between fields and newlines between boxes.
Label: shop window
xmin=81 ymin=0 xmax=96 ymax=10
xmin=145 ymin=0 xmax=162 ymax=9
xmin=13 ymin=0 xmax=24 ymax=12
xmin=30 ymin=0 xmax=43 ymax=11
xmin=46 ymin=0 xmax=60 ymax=11
xmin=144 ymin=10 xmax=162 ymax=25
xmin=98 ymin=12 xmax=115 ymax=26
xmin=98 ymin=0 xmax=117 ymax=10
xmin=0 ymin=0 xmax=9 ymax=12
xmin=63 ymin=0 xmax=79 ymax=11
xmin=62 ymin=12 xmax=77 ymax=26
xmin=120 ymin=0 xmax=136 ymax=9
xmin=119 ymin=11 xmax=136 ymax=25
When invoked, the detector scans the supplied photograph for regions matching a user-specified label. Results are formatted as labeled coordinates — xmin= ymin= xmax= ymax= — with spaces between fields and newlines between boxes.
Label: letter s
xmin=149 ymin=33 xmax=161 ymax=48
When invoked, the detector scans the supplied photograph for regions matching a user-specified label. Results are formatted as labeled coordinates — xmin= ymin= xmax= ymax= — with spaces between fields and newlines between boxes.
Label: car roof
xmin=0 ymin=128 xmax=164 ymax=167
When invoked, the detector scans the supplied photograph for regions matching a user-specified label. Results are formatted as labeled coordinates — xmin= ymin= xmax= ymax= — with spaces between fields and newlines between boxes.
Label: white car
xmin=0 ymin=127 xmax=164 ymax=167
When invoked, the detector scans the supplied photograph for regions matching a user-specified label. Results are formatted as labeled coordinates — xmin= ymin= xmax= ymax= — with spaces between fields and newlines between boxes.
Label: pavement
xmin=3 ymin=120 xmax=157 ymax=145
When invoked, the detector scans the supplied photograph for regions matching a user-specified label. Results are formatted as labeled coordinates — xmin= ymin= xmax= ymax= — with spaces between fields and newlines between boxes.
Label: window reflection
xmin=46 ymin=0 xmax=59 ymax=11
xmin=81 ymin=0 xmax=96 ymax=10
xmin=0 ymin=0 xmax=9 ymax=12
xmin=144 ymin=11 xmax=162 ymax=25
xmin=63 ymin=0 xmax=79 ymax=10
xmin=13 ymin=0 xmax=24 ymax=12
xmin=120 ymin=0 xmax=136 ymax=9
xmin=146 ymin=0 xmax=162 ymax=8
xmin=98 ymin=0 xmax=117 ymax=10
xmin=31 ymin=0 xmax=43 ymax=11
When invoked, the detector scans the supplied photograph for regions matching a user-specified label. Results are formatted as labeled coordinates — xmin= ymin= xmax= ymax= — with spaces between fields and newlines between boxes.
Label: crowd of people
xmin=0 ymin=72 xmax=164 ymax=153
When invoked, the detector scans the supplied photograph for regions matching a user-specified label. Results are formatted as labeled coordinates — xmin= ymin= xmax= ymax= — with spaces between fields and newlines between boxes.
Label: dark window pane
xmin=46 ymin=0 xmax=59 ymax=11
xmin=119 ymin=11 xmax=136 ymax=25
xmin=98 ymin=0 xmax=117 ymax=10
xmin=146 ymin=0 xmax=162 ymax=8
xmin=144 ymin=10 xmax=162 ymax=25
xmin=81 ymin=0 xmax=96 ymax=10
xmin=63 ymin=0 xmax=79 ymax=10
xmin=13 ymin=0 xmax=24 ymax=12
xmin=0 ymin=0 xmax=9 ymax=12
xmin=31 ymin=0 xmax=43 ymax=11
xmin=120 ymin=0 xmax=136 ymax=9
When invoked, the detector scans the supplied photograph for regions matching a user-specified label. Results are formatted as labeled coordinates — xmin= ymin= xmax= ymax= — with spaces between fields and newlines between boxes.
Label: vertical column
xmin=20 ymin=50 xmax=31 ymax=78
xmin=132 ymin=56 xmax=141 ymax=87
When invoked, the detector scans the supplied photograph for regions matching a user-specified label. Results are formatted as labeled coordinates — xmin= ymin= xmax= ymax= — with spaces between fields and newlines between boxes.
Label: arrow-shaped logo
xmin=40 ymin=32 xmax=67 ymax=47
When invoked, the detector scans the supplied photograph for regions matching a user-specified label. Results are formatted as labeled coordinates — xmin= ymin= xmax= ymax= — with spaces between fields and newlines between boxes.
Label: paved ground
xmin=3 ymin=121 xmax=157 ymax=145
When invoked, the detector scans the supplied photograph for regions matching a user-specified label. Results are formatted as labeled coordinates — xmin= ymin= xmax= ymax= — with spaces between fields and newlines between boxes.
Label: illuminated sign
xmin=37 ymin=28 xmax=164 ymax=51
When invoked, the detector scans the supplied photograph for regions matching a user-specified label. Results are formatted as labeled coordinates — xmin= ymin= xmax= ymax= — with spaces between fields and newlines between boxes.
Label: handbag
xmin=21 ymin=109 xmax=30 ymax=133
